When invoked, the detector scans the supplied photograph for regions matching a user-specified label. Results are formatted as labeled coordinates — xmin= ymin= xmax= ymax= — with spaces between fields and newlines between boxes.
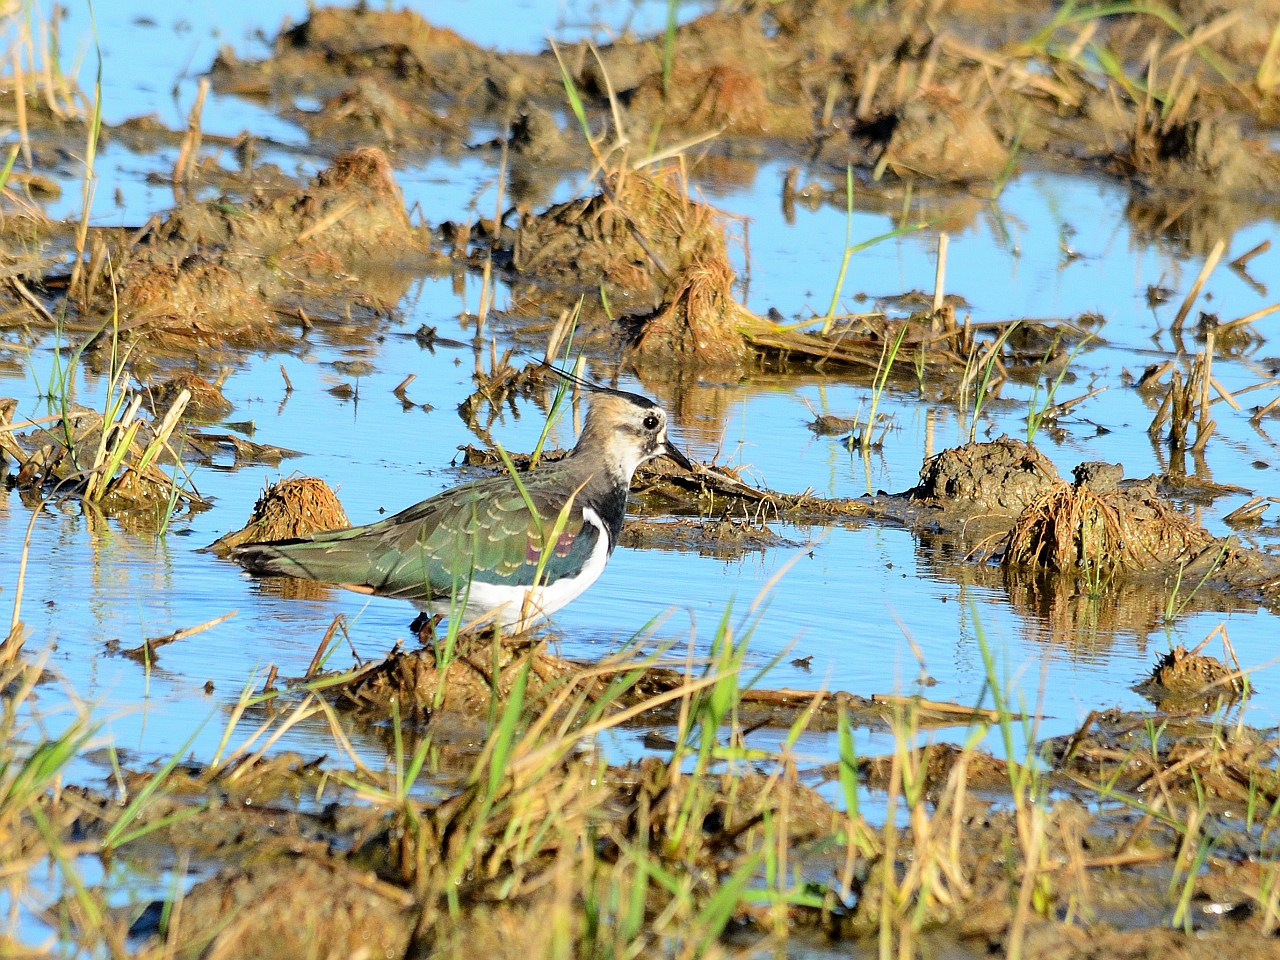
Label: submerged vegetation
xmin=1 ymin=0 xmax=1280 ymax=957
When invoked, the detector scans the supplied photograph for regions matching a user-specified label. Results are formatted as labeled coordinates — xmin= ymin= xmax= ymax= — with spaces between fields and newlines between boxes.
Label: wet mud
xmin=875 ymin=438 xmax=1280 ymax=618
xmin=55 ymin=676 xmax=1280 ymax=960
xmin=205 ymin=3 xmax=1280 ymax=196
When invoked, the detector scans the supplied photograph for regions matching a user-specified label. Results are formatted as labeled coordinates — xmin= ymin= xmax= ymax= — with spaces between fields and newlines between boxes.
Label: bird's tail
xmin=230 ymin=536 xmax=375 ymax=588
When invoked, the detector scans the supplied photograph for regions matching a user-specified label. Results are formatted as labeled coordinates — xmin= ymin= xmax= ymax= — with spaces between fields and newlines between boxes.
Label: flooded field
xmin=3 ymin=0 xmax=1280 ymax=956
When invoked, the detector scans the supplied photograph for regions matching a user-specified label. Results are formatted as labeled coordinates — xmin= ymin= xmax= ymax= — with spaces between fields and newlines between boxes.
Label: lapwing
xmin=230 ymin=382 xmax=692 ymax=631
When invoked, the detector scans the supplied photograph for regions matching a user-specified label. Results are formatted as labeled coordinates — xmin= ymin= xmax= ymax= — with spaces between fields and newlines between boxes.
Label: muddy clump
xmin=906 ymin=437 xmax=1061 ymax=516
xmin=589 ymin=7 xmax=812 ymax=139
xmin=336 ymin=640 xmax=585 ymax=719
xmin=169 ymin=858 xmax=415 ymax=960
xmin=113 ymin=147 xmax=432 ymax=349
xmin=889 ymin=440 xmax=1280 ymax=619
xmin=335 ymin=636 xmax=1003 ymax=733
xmin=1130 ymin=115 xmax=1280 ymax=195
xmin=503 ymin=168 xmax=754 ymax=365
xmin=208 ymin=476 xmax=349 ymax=556
xmin=1135 ymin=645 xmax=1243 ymax=709
xmin=148 ymin=372 xmax=232 ymax=421
xmin=214 ymin=5 xmax=543 ymax=105
xmin=881 ymin=96 xmax=1009 ymax=183
xmin=632 ymin=251 xmax=751 ymax=366
xmin=624 ymin=64 xmax=791 ymax=137
xmin=302 ymin=76 xmax=461 ymax=148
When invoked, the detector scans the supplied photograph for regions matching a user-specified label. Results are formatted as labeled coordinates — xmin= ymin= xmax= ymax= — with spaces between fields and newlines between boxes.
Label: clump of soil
xmin=148 ymin=372 xmax=232 ymax=421
xmin=626 ymin=64 xmax=774 ymax=135
xmin=337 ymin=640 xmax=585 ymax=720
xmin=1129 ymin=114 xmax=1280 ymax=195
xmin=504 ymin=169 xmax=692 ymax=292
xmin=334 ymin=635 xmax=1004 ymax=733
xmin=881 ymin=96 xmax=1009 ymax=182
xmin=632 ymin=250 xmax=751 ymax=366
xmin=588 ymin=7 xmax=813 ymax=139
xmin=208 ymin=476 xmax=349 ymax=556
xmin=906 ymin=437 xmax=1061 ymax=516
xmin=1135 ymin=645 xmax=1242 ymax=709
xmin=491 ymin=167 xmax=758 ymax=365
xmin=214 ymin=5 xmax=542 ymax=105
xmin=170 ymin=858 xmax=415 ymax=960
xmin=111 ymin=147 xmax=433 ymax=350
xmin=890 ymin=441 xmax=1280 ymax=619
xmin=302 ymin=76 xmax=461 ymax=148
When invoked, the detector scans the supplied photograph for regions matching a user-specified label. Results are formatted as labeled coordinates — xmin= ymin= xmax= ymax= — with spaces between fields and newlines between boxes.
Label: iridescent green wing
xmin=289 ymin=471 xmax=599 ymax=601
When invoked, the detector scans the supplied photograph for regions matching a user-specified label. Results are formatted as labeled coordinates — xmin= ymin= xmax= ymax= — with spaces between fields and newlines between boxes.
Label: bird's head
xmin=574 ymin=388 xmax=692 ymax=480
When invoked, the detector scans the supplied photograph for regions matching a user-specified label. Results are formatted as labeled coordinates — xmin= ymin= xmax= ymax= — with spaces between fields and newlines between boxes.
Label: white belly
xmin=426 ymin=507 xmax=611 ymax=631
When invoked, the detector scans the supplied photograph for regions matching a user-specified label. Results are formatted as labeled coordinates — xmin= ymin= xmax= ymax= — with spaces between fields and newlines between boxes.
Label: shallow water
xmin=6 ymin=2 xmax=1280 ymax=791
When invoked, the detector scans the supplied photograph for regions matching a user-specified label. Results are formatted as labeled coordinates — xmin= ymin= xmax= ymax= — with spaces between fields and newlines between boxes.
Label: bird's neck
xmin=564 ymin=446 xmax=634 ymax=551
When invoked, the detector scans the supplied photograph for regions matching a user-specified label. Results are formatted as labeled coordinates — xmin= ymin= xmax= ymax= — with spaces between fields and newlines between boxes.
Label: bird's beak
xmin=662 ymin=438 xmax=693 ymax=471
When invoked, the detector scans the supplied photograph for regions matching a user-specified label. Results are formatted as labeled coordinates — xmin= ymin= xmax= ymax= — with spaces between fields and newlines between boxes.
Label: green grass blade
xmin=487 ymin=658 xmax=530 ymax=798
xmin=837 ymin=704 xmax=859 ymax=819
xmin=103 ymin=714 xmax=211 ymax=850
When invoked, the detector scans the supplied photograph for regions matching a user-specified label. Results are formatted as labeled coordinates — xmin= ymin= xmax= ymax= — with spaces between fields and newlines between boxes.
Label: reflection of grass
xmin=961 ymin=322 xmax=1018 ymax=443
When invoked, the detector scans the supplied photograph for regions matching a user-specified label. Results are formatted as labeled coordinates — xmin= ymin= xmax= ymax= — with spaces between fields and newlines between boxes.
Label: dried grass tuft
xmin=635 ymin=253 xmax=748 ymax=365
xmin=1002 ymin=481 xmax=1214 ymax=574
xmin=208 ymin=476 xmax=349 ymax=556
xmin=315 ymin=145 xmax=403 ymax=201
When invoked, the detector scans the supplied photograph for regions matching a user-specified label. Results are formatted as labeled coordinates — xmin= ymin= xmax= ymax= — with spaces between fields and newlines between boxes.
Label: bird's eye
xmin=643 ymin=414 xmax=659 ymax=431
